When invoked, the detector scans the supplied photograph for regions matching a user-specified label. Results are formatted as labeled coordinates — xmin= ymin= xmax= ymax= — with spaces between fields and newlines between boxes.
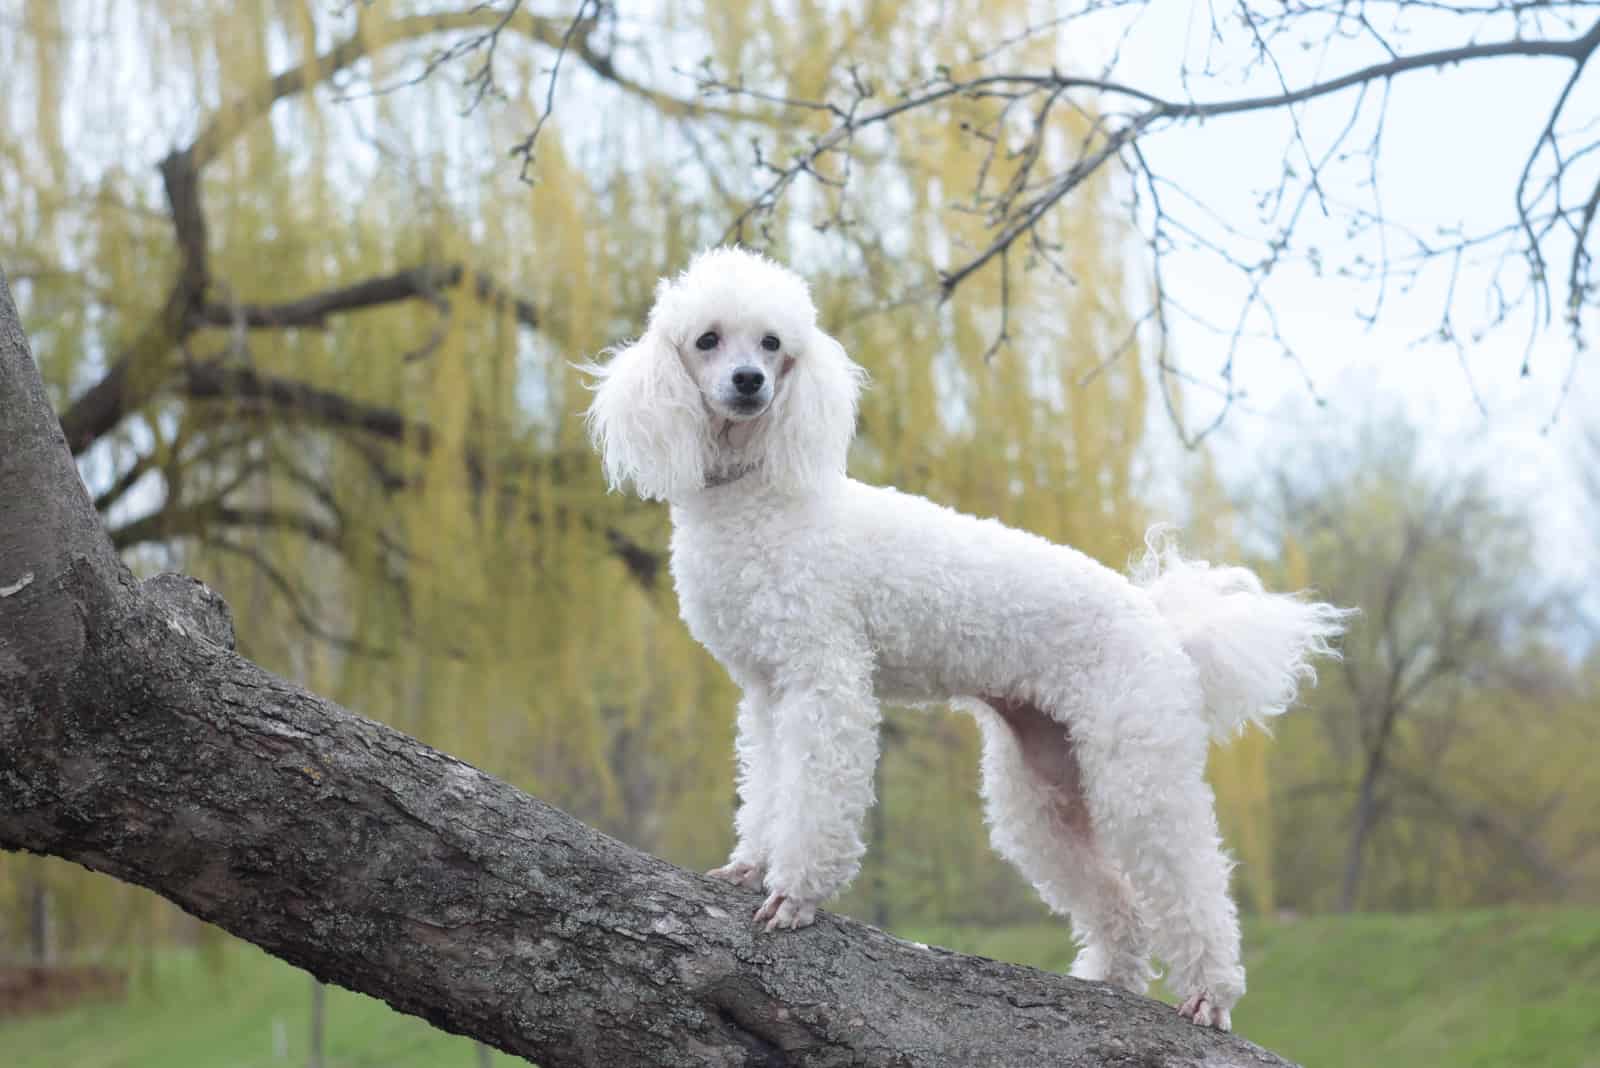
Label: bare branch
xmin=701 ymin=9 xmax=1600 ymax=428
xmin=180 ymin=360 xmax=429 ymax=449
xmin=506 ymin=0 xmax=600 ymax=180
xmin=192 ymin=264 xmax=538 ymax=333
xmin=110 ymin=503 xmax=341 ymax=554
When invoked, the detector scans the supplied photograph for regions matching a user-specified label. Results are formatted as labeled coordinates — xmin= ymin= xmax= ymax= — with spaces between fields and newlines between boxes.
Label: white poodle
xmin=583 ymin=247 xmax=1346 ymax=1031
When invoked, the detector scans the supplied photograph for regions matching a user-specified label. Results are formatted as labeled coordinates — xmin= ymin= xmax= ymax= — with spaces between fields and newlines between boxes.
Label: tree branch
xmin=183 ymin=6 xmax=765 ymax=179
xmin=178 ymin=359 xmax=429 ymax=448
xmin=192 ymin=262 xmax=540 ymax=329
xmin=58 ymin=260 xmax=539 ymax=457
xmin=175 ymin=359 xmax=671 ymax=589
xmin=56 ymin=288 xmax=189 ymax=454
xmin=109 ymin=502 xmax=341 ymax=554
xmin=138 ymin=572 xmax=236 ymax=651
xmin=57 ymin=3 xmax=577 ymax=461
xmin=193 ymin=264 xmax=538 ymax=333
xmin=710 ymin=9 xmax=1600 ymax=421
xmin=1160 ymin=19 xmax=1600 ymax=121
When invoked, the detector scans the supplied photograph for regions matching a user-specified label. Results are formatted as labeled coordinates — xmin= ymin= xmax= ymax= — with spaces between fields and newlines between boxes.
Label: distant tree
xmin=1260 ymin=418 xmax=1579 ymax=911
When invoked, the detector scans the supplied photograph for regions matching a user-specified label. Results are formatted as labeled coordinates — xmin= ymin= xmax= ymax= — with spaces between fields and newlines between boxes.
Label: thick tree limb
xmin=54 ymin=148 xmax=219 ymax=454
xmin=194 ymin=264 xmax=539 ymax=333
xmin=0 ymin=272 xmax=1294 ymax=1065
xmin=138 ymin=572 xmax=237 ymax=651
xmin=56 ymin=287 xmax=192 ymax=455
xmin=117 ymin=358 xmax=669 ymax=587
xmin=56 ymin=259 xmax=537 ymax=458
xmin=108 ymin=504 xmax=342 ymax=554
xmin=178 ymin=360 xmax=428 ymax=447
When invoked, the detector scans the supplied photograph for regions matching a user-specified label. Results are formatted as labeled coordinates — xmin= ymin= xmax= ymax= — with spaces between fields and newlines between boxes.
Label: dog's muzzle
xmin=719 ymin=366 xmax=773 ymax=419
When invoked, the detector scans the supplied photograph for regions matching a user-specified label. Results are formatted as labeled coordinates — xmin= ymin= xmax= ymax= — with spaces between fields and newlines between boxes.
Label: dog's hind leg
xmin=1071 ymin=680 xmax=1246 ymax=1031
xmin=971 ymin=698 xmax=1153 ymax=995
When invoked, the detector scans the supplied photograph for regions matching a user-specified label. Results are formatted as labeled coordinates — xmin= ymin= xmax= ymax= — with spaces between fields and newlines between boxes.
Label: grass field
xmin=3 ymin=908 xmax=1597 ymax=1067
xmin=0 ymin=943 xmax=487 ymax=1068
xmin=919 ymin=908 xmax=1600 ymax=1068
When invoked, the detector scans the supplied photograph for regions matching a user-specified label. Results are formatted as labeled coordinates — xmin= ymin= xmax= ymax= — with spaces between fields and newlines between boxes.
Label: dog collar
xmin=704 ymin=464 xmax=758 ymax=489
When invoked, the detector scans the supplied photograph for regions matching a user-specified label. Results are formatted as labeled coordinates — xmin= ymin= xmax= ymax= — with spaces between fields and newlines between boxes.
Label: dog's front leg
xmin=707 ymin=686 xmax=773 ymax=889
xmin=755 ymin=661 xmax=880 ymax=931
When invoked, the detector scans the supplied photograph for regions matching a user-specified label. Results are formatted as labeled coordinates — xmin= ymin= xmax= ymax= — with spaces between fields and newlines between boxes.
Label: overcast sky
xmin=1046 ymin=3 xmax=1598 ymax=596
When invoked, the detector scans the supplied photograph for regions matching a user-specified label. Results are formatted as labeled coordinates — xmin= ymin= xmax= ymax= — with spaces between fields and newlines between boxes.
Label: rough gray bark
xmin=0 ymin=268 xmax=1296 ymax=1067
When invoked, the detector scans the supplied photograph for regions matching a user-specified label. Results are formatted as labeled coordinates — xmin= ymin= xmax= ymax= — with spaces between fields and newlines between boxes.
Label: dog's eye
xmin=695 ymin=331 xmax=719 ymax=351
xmin=761 ymin=334 xmax=781 ymax=352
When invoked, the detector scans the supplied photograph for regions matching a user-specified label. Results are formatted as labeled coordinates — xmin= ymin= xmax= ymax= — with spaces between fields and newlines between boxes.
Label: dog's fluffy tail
xmin=1132 ymin=526 xmax=1352 ymax=741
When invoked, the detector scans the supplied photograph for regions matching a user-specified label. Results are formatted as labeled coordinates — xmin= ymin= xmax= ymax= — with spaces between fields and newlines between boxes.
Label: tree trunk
xmin=27 ymin=877 xmax=53 ymax=964
xmin=1338 ymin=749 xmax=1385 ymax=913
xmin=0 ymin=270 xmax=1296 ymax=1066
xmin=1337 ymin=767 xmax=1376 ymax=908
xmin=309 ymin=977 xmax=326 ymax=1068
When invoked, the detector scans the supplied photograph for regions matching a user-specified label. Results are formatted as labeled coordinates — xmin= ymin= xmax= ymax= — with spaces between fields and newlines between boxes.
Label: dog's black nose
xmin=732 ymin=367 xmax=765 ymax=396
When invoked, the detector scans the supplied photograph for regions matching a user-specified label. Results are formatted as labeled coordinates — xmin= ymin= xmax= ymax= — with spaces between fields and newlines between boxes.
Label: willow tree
xmin=0 ymin=0 xmax=1227 ymax=964
xmin=1252 ymin=415 xmax=1587 ymax=912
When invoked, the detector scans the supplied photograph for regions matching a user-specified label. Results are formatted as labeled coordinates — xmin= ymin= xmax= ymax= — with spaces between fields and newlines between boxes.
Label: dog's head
xmin=583 ymin=247 xmax=867 ymax=501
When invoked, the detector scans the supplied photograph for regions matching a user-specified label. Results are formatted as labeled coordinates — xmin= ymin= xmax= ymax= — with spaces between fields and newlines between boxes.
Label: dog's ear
xmin=582 ymin=326 xmax=709 ymax=501
xmin=761 ymin=326 xmax=868 ymax=492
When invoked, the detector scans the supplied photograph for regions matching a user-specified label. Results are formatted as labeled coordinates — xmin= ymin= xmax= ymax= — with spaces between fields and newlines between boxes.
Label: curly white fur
xmin=1133 ymin=525 xmax=1350 ymax=740
xmin=581 ymin=248 xmax=865 ymax=501
xmin=585 ymin=247 xmax=1348 ymax=1032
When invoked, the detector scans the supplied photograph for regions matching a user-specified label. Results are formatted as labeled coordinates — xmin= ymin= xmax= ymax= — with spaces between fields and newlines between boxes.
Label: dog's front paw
xmin=1177 ymin=990 xmax=1231 ymax=1032
xmin=706 ymin=861 xmax=765 ymax=889
xmin=753 ymin=890 xmax=817 ymax=932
